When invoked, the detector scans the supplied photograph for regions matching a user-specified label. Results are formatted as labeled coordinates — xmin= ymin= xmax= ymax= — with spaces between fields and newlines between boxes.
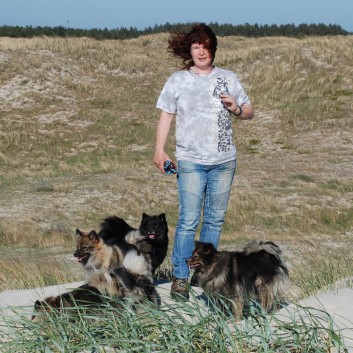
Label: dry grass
xmin=0 ymin=251 xmax=84 ymax=291
xmin=1 ymin=34 xmax=353 ymax=296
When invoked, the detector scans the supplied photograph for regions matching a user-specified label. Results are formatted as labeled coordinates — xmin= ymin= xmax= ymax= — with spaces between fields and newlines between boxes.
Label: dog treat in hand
xmin=163 ymin=160 xmax=177 ymax=175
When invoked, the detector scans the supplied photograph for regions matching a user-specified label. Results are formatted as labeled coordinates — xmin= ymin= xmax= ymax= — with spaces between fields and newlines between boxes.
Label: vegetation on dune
xmin=0 ymin=34 xmax=353 ymax=290
xmin=0 ymin=32 xmax=352 ymax=352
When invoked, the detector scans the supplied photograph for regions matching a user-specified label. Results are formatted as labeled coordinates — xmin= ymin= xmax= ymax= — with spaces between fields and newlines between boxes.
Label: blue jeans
xmin=172 ymin=159 xmax=236 ymax=279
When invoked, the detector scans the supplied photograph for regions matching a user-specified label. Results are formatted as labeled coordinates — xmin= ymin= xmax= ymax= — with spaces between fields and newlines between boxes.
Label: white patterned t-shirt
xmin=156 ymin=66 xmax=251 ymax=165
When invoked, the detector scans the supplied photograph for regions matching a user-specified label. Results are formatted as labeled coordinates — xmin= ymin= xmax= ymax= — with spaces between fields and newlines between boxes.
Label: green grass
xmin=0 ymin=295 xmax=349 ymax=352
xmin=291 ymin=250 xmax=353 ymax=298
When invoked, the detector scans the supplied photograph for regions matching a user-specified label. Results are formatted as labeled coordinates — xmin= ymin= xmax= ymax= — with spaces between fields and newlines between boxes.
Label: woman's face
xmin=190 ymin=42 xmax=213 ymax=72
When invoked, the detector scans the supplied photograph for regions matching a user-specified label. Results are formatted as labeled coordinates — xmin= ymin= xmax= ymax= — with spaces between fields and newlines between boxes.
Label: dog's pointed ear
xmin=158 ymin=213 xmax=166 ymax=220
xmin=88 ymin=230 xmax=99 ymax=243
xmin=34 ymin=300 xmax=41 ymax=309
xmin=142 ymin=213 xmax=149 ymax=220
xmin=204 ymin=243 xmax=216 ymax=256
xmin=76 ymin=229 xmax=82 ymax=238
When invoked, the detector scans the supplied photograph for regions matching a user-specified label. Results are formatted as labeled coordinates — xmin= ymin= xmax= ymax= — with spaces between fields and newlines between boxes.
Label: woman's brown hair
xmin=168 ymin=23 xmax=218 ymax=69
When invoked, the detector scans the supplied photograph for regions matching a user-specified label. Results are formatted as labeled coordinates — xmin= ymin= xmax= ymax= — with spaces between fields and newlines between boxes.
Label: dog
xmin=99 ymin=213 xmax=169 ymax=275
xmin=32 ymin=228 xmax=158 ymax=321
xmin=31 ymin=284 xmax=105 ymax=322
xmin=138 ymin=213 xmax=169 ymax=274
xmin=74 ymin=228 xmax=157 ymax=303
xmin=187 ymin=240 xmax=289 ymax=317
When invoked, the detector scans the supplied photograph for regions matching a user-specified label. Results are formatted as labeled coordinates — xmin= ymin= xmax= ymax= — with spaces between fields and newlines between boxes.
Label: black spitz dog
xmin=99 ymin=213 xmax=169 ymax=275
xmin=188 ymin=240 xmax=289 ymax=317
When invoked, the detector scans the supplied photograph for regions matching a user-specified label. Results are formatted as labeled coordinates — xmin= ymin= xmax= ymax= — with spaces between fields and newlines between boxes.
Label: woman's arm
xmin=153 ymin=111 xmax=174 ymax=173
xmin=220 ymin=94 xmax=254 ymax=120
xmin=236 ymin=103 xmax=254 ymax=120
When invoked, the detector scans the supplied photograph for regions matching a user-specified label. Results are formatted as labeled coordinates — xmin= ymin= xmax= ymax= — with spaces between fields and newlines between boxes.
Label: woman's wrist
xmin=233 ymin=105 xmax=242 ymax=116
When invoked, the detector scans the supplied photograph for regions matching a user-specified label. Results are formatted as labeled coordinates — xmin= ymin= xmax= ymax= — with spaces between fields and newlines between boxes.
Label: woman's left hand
xmin=220 ymin=94 xmax=236 ymax=113
xmin=221 ymin=95 xmax=254 ymax=120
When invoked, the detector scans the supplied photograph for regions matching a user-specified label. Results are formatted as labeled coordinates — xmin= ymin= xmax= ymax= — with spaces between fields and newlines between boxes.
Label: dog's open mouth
xmin=188 ymin=262 xmax=202 ymax=269
xmin=147 ymin=233 xmax=157 ymax=240
xmin=75 ymin=253 xmax=90 ymax=263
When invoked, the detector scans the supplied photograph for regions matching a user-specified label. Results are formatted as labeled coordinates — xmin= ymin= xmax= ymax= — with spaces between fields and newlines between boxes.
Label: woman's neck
xmin=190 ymin=65 xmax=214 ymax=75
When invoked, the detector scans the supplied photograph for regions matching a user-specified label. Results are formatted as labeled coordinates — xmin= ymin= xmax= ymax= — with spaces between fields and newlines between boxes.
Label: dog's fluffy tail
xmin=99 ymin=216 xmax=146 ymax=245
xmin=245 ymin=240 xmax=288 ymax=277
xmin=243 ymin=240 xmax=288 ymax=272
xmin=125 ymin=230 xmax=145 ymax=245
xmin=98 ymin=216 xmax=134 ymax=243
xmin=123 ymin=248 xmax=152 ymax=279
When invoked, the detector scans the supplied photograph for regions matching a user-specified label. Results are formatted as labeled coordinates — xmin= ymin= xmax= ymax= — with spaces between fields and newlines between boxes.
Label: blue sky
xmin=1 ymin=0 xmax=352 ymax=32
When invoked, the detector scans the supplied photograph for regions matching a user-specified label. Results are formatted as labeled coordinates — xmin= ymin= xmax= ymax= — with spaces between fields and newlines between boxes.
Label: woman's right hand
xmin=154 ymin=149 xmax=170 ymax=173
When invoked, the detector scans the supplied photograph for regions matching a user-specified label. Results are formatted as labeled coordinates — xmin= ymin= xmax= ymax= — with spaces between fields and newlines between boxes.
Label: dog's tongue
xmin=189 ymin=263 xmax=200 ymax=269
xmin=148 ymin=233 xmax=156 ymax=239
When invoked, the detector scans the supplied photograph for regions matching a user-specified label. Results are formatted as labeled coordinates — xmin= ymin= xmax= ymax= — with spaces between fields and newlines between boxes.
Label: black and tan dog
xmin=32 ymin=228 xmax=158 ymax=321
xmin=74 ymin=228 xmax=157 ymax=303
xmin=188 ymin=240 xmax=289 ymax=317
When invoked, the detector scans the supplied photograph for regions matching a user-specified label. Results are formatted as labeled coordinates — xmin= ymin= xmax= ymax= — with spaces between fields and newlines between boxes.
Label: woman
xmin=154 ymin=23 xmax=254 ymax=300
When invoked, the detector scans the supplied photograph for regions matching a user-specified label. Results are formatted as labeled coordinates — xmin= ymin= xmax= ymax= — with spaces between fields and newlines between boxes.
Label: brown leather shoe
xmin=171 ymin=277 xmax=190 ymax=301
